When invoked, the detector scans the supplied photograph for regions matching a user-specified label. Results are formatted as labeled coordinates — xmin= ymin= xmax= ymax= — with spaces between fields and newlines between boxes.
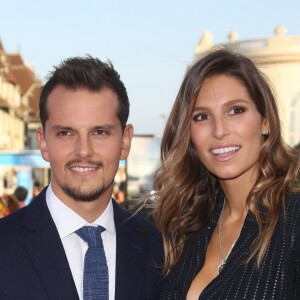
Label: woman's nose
xmin=212 ymin=118 xmax=230 ymax=138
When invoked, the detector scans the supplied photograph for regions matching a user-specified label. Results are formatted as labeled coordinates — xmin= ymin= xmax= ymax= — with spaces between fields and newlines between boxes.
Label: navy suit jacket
xmin=0 ymin=188 xmax=163 ymax=300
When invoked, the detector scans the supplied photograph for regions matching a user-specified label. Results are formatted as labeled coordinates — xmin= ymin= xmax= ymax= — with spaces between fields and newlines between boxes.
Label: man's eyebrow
xmin=50 ymin=125 xmax=73 ymax=130
xmin=93 ymin=124 xmax=117 ymax=130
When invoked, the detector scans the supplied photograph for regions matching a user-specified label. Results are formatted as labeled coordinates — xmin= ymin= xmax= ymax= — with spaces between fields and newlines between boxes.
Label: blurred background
xmin=0 ymin=0 xmax=299 ymax=211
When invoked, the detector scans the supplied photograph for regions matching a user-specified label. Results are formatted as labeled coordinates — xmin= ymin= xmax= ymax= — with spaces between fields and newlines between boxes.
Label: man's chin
xmin=62 ymin=186 xmax=105 ymax=202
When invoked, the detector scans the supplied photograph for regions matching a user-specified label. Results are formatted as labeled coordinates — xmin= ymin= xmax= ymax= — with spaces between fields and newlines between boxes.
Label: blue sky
xmin=1 ymin=0 xmax=300 ymax=134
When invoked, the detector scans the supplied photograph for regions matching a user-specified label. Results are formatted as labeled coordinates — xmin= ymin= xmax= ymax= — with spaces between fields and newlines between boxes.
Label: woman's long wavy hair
xmin=153 ymin=47 xmax=300 ymax=274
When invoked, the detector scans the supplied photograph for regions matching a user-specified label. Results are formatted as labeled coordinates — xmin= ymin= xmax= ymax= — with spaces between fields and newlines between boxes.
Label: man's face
xmin=37 ymin=85 xmax=132 ymax=206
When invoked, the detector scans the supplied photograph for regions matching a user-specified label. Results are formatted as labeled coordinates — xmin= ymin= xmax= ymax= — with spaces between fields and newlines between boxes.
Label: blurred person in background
xmin=0 ymin=197 xmax=10 ymax=218
xmin=31 ymin=182 xmax=41 ymax=202
xmin=5 ymin=194 xmax=20 ymax=214
xmin=13 ymin=186 xmax=28 ymax=208
xmin=0 ymin=194 xmax=20 ymax=216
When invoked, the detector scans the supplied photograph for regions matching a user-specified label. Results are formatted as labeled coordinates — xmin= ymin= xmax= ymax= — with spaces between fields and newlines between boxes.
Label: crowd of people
xmin=0 ymin=186 xmax=28 ymax=218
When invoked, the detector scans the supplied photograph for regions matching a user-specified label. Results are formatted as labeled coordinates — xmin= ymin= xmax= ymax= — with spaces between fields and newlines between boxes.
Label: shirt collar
xmin=46 ymin=184 xmax=116 ymax=239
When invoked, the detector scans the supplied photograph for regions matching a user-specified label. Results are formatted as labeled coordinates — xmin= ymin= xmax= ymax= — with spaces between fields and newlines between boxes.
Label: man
xmin=13 ymin=186 xmax=28 ymax=208
xmin=0 ymin=56 xmax=163 ymax=299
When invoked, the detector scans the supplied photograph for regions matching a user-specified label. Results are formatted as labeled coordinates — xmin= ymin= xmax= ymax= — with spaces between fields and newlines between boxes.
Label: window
xmin=289 ymin=92 xmax=300 ymax=146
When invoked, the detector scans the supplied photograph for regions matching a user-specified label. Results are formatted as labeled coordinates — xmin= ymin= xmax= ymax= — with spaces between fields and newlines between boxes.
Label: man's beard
xmin=62 ymin=184 xmax=106 ymax=202
xmin=62 ymin=159 xmax=107 ymax=202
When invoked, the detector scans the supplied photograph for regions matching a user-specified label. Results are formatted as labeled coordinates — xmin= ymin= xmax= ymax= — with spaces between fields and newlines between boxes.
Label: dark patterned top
xmin=160 ymin=192 xmax=300 ymax=300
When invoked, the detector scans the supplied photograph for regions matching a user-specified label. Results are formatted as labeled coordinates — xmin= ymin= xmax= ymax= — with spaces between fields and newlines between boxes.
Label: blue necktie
xmin=76 ymin=226 xmax=109 ymax=300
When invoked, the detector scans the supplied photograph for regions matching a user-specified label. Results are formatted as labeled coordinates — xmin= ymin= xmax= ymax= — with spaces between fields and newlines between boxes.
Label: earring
xmin=262 ymin=131 xmax=269 ymax=140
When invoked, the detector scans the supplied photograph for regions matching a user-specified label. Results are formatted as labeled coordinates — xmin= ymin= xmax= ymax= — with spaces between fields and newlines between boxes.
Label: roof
xmin=6 ymin=53 xmax=39 ymax=95
xmin=0 ymin=42 xmax=41 ymax=124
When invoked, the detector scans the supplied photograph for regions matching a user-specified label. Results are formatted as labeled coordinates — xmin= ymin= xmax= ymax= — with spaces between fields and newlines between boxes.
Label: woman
xmin=154 ymin=48 xmax=300 ymax=299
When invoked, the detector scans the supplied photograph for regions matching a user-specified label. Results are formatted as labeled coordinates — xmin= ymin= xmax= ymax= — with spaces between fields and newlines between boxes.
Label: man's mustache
xmin=65 ymin=159 xmax=104 ymax=168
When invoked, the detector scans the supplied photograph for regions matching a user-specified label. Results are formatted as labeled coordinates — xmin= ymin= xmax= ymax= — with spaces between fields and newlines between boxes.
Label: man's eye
xmin=193 ymin=113 xmax=209 ymax=122
xmin=58 ymin=131 xmax=71 ymax=136
xmin=228 ymin=106 xmax=245 ymax=115
xmin=95 ymin=129 xmax=108 ymax=135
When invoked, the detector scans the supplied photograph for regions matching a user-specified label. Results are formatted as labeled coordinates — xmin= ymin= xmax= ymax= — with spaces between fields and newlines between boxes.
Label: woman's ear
xmin=261 ymin=119 xmax=270 ymax=139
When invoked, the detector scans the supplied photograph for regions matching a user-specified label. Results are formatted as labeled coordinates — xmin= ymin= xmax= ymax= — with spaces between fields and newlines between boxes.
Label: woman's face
xmin=190 ymin=75 xmax=268 ymax=185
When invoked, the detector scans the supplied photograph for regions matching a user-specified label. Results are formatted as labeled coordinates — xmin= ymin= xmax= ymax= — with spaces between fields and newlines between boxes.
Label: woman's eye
xmin=228 ymin=106 xmax=245 ymax=115
xmin=193 ymin=113 xmax=209 ymax=122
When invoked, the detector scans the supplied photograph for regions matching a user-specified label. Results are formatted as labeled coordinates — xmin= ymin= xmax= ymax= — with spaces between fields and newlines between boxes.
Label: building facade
xmin=194 ymin=26 xmax=300 ymax=146
xmin=0 ymin=40 xmax=42 ymax=197
xmin=0 ymin=40 xmax=41 ymax=150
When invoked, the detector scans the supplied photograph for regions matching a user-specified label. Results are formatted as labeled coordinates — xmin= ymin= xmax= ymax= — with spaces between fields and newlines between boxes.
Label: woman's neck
xmin=219 ymin=176 xmax=253 ymax=219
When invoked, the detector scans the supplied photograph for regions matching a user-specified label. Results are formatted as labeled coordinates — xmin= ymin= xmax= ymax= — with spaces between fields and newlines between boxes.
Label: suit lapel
xmin=113 ymin=201 xmax=149 ymax=300
xmin=21 ymin=189 xmax=79 ymax=299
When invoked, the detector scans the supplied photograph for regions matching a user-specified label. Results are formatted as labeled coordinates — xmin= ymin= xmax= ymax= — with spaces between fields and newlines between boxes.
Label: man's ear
xmin=120 ymin=124 xmax=133 ymax=160
xmin=36 ymin=128 xmax=50 ymax=162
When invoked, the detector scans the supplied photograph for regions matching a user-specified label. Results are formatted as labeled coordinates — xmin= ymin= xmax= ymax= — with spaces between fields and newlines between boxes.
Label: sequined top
xmin=159 ymin=192 xmax=300 ymax=300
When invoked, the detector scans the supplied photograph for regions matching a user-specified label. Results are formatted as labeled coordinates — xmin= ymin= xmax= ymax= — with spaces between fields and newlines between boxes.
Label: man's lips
xmin=70 ymin=166 xmax=98 ymax=173
xmin=66 ymin=159 xmax=103 ymax=173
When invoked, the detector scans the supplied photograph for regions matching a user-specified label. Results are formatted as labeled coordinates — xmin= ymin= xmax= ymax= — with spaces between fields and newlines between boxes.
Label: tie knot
xmin=76 ymin=225 xmax=105 ymax=248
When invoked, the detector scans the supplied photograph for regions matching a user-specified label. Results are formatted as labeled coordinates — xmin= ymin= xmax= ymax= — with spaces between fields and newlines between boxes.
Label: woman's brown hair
xmin=153 ymin=47 xmax=300 ymax=274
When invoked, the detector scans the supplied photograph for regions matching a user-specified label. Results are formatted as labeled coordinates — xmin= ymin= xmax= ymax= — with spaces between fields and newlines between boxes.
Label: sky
xmin=1 ymin=0 xmax=300 ymax=135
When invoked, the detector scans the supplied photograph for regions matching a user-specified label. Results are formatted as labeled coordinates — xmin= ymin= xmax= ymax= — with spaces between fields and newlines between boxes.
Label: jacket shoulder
xmin=113 ymin=200 xmax=160 ymax=237
xmin=0 ymin=206 xmax=27 ymax=238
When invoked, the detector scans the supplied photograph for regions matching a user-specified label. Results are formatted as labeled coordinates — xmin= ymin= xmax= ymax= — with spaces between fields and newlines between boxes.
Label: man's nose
xmin=74 ymin=136 xmax=93 ymax=159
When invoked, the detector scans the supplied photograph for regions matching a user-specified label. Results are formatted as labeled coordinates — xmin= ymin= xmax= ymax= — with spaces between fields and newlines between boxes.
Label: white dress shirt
xmin=46 ymin=184 xmax=116 ymax=300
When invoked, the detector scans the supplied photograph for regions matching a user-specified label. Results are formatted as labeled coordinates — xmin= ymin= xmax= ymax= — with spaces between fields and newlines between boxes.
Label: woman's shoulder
xmin=284 ymin=192 xmax=300 ymax=220
xmin=284 ymin=192 xmax=300 ymax=234
xmin=285 ymin=192 xmax=300 ymax=254
xmin=285 ymin=191 xmax=300 ymax=206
